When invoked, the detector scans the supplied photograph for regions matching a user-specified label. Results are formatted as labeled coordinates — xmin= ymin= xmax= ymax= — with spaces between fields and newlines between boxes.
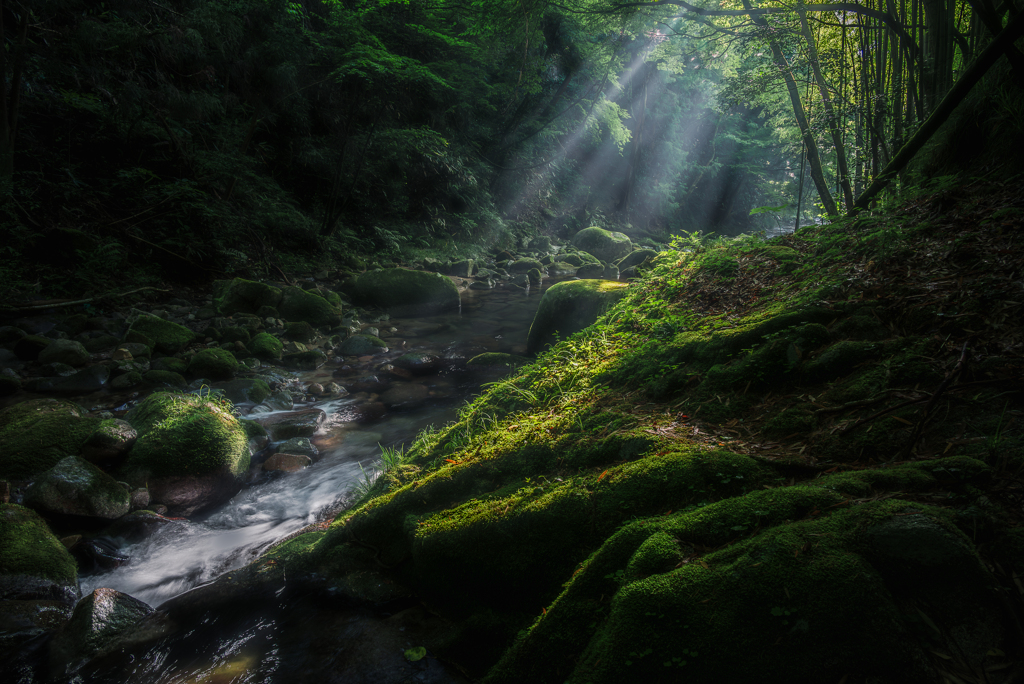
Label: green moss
xmin=0 ymin=399 xmax=102 ymax=479
xmin=125 ymin=313 xmax=195 ymax=355
xmin=616 ymin=249 xmax=659 ymax=270
xmin=283 ymin=321 xmax=316 ymax=342
xmin=467 ymin=353 xmax=534 ymax=367
xmin=278 ymin=286 xmax=341 ymax=328
xmin=150 ymin=357 xmax=188 ymax=374
xmin=0 ymin=503 xmax=78 ymax=584
xmin=250 ymin=332 xmax=283 ymax=360
xmin=510 ymin=258 xmax=544 ymax=274
xmin=215 ymin=278 xmax=284 ymax=316
xmin=354 ymin=268 xmax=460 ymax=315
xmin=526 ymin=280 xmax=630 ymax=355
xmin=571 ymin=227 xmax=632 ymax=263
xmin=142 ymin=370 xmax=188 ymax=389
xmin=187 ymin=347 xmax=239 ymax=380
xmin=122 ymin=392 xmax=249 ymax=479
xmin=218 ymin=326 xmax=252 ymax=344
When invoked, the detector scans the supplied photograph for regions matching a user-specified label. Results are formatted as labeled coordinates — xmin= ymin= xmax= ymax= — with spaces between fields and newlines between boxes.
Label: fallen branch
xmin=0 ymin=286 xmax=171 ymax=313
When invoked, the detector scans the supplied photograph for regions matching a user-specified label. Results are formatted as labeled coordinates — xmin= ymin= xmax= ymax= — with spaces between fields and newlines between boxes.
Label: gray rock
xmin=282 ymin=350 xmax=328 ymax=371
xmin=24 ymin=456 xmax=130 ymax=519
xmin=576 ymin=263 xmax=606 ymax=279
xmin=253 ymin=409 xmax=326 ymax=440
xmin=339 ymin=335 xmax=388 ymax=356
xmin=48 ymin=588 xmax=154 ymax=675
xmin=394 ymin=352 xmax=439 ymax=374
xmin=38 ymin=339 xmax=91 ymax=367
xmin=277 ymin=437 xmax=319 ymax=460
xmin=81 ymin=419 xmax=138 ymax=464
xmin=262 ymin=453 xmax=312 ymax=473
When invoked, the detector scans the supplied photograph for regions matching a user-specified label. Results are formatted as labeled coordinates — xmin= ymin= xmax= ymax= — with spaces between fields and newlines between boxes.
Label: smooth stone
xmin=48 ymin=588 xmax=154 ymax=676
xmin=253 ymin=409 xmax=326 ymax=440
xmin=24 ymin=456 xmax=130 ymax=520
xmin=39 ymin=339 xmax=91 ymax=367
xmin=262 ymin=453 xmax=312 ymax=473
xmin=80 ymin=419 xmax=138 ymax=464
xmin=379 ymin=383 xmax=430 ymax=410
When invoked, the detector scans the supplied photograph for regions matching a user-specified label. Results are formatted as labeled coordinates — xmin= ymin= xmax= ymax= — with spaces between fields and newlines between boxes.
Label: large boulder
xmin=187 ymin=348 xmax=239 ymax=380
xmin=123 ymin=311 xmax=195 ymax=355
xmin=120 ymin=392 xmax=249 ymax=516
xmin=616 ymin=248 xmax=659 ymax=270
xmin=354 ymin=268 xmax=460 ymax=316
xmin=249 ymin=332 xmax=283 ymax=360
xmin=24 ymin=456 xmax=130 ymax=520
xmin=278 ymin=286 xmax=342 ymax=328
xmin=80 ymin=419 xmax=138 ymax=464
xmin=252 ymin=408 xmax=326 ymax=441
xmin=213 ymin=378 xmax=272 ymax=405
xmin=0 ymin=504 xmax=79 ymax=607
xmin=213 ymin=278 xmax=283 ymax=316
xmin=48 ymin=588 xmax=154 ymax=676
xmin=0 ymin=399 xmax=102 ymax=479
xmin=339 ymin=335 xmax=388 ymax=356
xmin=38 ymin=339 xmax=91 ymax=367
xmin=571 ymin=227 xmax=632 ymax=263
xmin=526 ymin=280 xmax=630 ymax=355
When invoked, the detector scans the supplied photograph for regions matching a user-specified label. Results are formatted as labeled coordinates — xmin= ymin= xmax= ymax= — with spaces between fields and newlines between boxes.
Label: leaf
xmin=404 ymin=647 xmax=427 ymax=662
xmin=598 ymin=470 xmax=609 ymax=481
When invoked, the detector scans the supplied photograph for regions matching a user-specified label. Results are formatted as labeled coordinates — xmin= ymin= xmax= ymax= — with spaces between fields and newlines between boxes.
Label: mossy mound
xmin=0 ymin=399 xmax=102 ymax=479
xmin=215 ymin=378 xmax=272 ymax=405
xmin=142 ymin=369 xmax=188 ymax=389
xmin=283 ymin=321 xmax=316 ymax=342
xmin=278 ymin=286 xmax=342 ymax=328
xmin=0 ymin=503 xmax=79 ymax=603
xmin=571 ymin=227 xmax=632 ymax=263
xmin=249 ymin=332 xmax=283 ymax=360
xmin=526 ymin=280 xmax=630 ymax=355
xmin=187 ymin=348 xmax=239 ymax=380
xmin=616 ymin=248 xmax=659 ymax=270
xmin=354 ymin=268 xmax=460 ymax=315
xmin=124 ymin=311 xmax=195 ymax=355
xmin=510 ymin=258 xmax=545 ymax=274
xmin=24 ymin=456 xmax=130 ymax=520
xmin=575 ymin=263 xmax=605 ymax=279
xmin=467 ymin=353 xmax=534 ymax=367
xmin=214 ymin=278 xmax=283 ymax=316
xmin=339 ymin=334 xmax=389 ymax=356
xmin=122 ymin=392 xmax=249 ymax=480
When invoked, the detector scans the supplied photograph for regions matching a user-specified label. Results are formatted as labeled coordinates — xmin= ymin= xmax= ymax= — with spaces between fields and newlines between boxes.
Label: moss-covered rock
xmin=121 ymin=392 xmax=249 ymax=516
xmin=150 ymin=357 xmax=188 ymax=375
xmin=249 ymin=332 xmax=283 ymax=360
xmin=214 ymin=278 xmax=283 ymax=316
xmin=24 ymin=456 xmax=130 ymax=520
xmin=354 ymin=268 xmax=460 ymax=316
xmin=217 ymin=326 xmax=251 ymax=345
xmin=282 ymin=349 xmax=328 ymax=370
xmin=0 ymin=399 xmax=102 ymax=479
xmin=571 ymin=227 xmax=632 ymax=263
xmin=142 ymin=370 xmax=188 ymax=389
xmin=38 ymin=339 xmax=91 ymax=367
xmin=0 ymin=503 xmax=79 ymax=606
xmin=124 ymin=311 xmax=195 ymax=355
xmin=187 ymin=348 xmax=239 ymax=380
xmin=616 ymin=248 xmax=659 ymax=270
xmin=339 ymin=334 xmax=389 ymax=356
xmin=278 ymin=286 xmax=342 ymax=328
xmin=575 ymin=263 xmax=605 ymax=279
xmin=510 ymin=258 xmax=545 ymax=274
xmin=48 ymin=587 xmax=154 ymax=674
xmin=548 ymin=262 xmax=577 ymax=276
xmin=283 ymin=321 xmax=316 ymax=342
xmin=526 ymin=280 xmax=630 ymax=355
xmin=214 ymin=378 xmax=272 ymax=405
xmin=81 ymin=419 xmax=137 ymax=464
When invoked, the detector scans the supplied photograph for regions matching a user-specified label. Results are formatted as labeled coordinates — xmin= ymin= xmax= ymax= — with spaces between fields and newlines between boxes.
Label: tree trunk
xmin=0 ymin=3 xmax=30 ymax=188
xmin=742 ymin=0 xmax=839 ymax=217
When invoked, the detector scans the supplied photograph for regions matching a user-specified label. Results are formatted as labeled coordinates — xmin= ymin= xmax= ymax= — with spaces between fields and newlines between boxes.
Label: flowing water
xmin=78 ymin=278 xmax=557 ymax=609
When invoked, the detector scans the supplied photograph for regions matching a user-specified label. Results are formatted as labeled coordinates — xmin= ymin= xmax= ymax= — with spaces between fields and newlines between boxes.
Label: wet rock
xmin=0 ymin=398 xmax=102 ymax=479
xmin=339 ymin=335 xmax=388 ymax=356
xmin=0 ymin=503 xmax=80 ymax=608
xmin=616 ymin=248 xmax=658 ymax=270
xmin=214 ymin=278 xmax=283 ymax=316
xmin=110 ymin=347 xmax=132 ymax=361
xmin=218 ymin=326 xmax=251 ymax=345
xmin=394 ymin=352 xmax=439 ymax=374
xmin=187 ymin=347 xmax=239 ymax=380
xmin=468 ymin=279 xmax=493 ymax=290
xmin=38 ymin=339 xmax=91 ymax=367
xmin=110 ymin=358 xmax=150 ymax=377
xmin=105 ymin=510 xmax=182 ymax=543
xmin=576 ymin=262 xmax=606 ymax=279
xmin=548 ymin=261 xmax=578 ymax=276
xmin=448 ymin=259 xmax=474 ymax=277
xmin=121 ymin=393 xmax=249 ymax=516
xmin=67 ymin=536 xmax=129 ymax=573
xmin=527 ymin=268 xmax=543 ymax=287
xmin=276 ymin=437 xmax=319 ymax=460
xmin=348 ymin=375 xmax=390 ymax=394
xmin=49 ymin=364 xmax=110 ymax=394
xmin=265 ymin=390 xmax=294 ymax=411
xmin=283 ymin=320 xmax=317 ymax=342
xmin=124 ymin=310 xmax=195 ymax=356
xmin=282 ymin=340 xmax=308 ymax=354
xmin=526 ymin=279 xmax=630 ymax=355
xmin=282 ymin=349 xmax=328 ymax=371
xmin=129 ymin=487 xmax=149 ymax=511
xmin=49 ymin=588 xmax=154 ymax=675
xmin=325 ymin=382 xmax=346 ymax=397
xmin=509 ymin=258 xmax=544 ymax=274
xmin=39 ymin=361 xmax=78 ymax=377
xmin=0 ymin=325 xmax=26 ymax=347
xmin=279 ymin=286 xmax=342 ymax=328
xmin=239 ymin=419 xmax=270 ymax=456
xmin=306 ymin=383 xmax=324 ymax=395
xmin=352 ymin=401 xmax=387 ymax=423
xmin=353 ymin=268 xmax=460 ymax=316
xmin=253 ymin=408 xmax=326 ymax=440
xmin=214 ymin=378 xmax=272 ymax=405
xmin=249 ymin=331 xmax=283 ymax=360
xmin=119 ymin=342 xmax=151 ymax=359
xmin=25 ymin=456 xmax=130 ymax=520
xmin=262 ymin=453 xmax=312 ymax=473
xmin=380 ymin=383 xmax=430 ymax=410
xmin=13 ymin=334 xmax=50 ymax=361
xmin=141 ymin=370 xmax=187 ymax=389
xmin=571 ymin=226 xmax=632 ymax=263
xmin=81 ymin=419 xmax=138 ymax=464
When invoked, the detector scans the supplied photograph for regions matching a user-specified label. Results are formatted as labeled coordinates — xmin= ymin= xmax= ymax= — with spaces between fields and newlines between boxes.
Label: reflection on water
xmin=80 ymin=278 xmax=561 ymax=608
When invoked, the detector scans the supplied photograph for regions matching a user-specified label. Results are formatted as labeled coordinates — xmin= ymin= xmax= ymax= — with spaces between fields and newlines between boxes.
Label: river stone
xmin=124 ymin=311 xmax=195 ymax=355
xmin=13 ymin=334 xmax=50 ymax=361
xmin=81 ymin=419 xmax=138 ymax=464
xmin=469 ymin=279 xmax=493 ymax=290
xmin=616 ymin=248 xmax=658 ymax=270
xmin=394 ymin=352 xmax=439 ymax=374
xmin=47 ymin=365 xmax=110 ymax=395
xmin=283 ymin=321 xmax=316 ymax=342
xmin=526 ymin=280 xmax=630 ymax=355
xmin=249 ymin=332 xmax=283 ymax=360
xmin=265 ymin=390 xmax=294 ymax=411
xmin=353 ymin=268 xmax=460 ymax=316
xmin=214 ymin=378 xmax=272 ymax=405
xmin=576 ymin=263 xmax=606 ymax=279
xmin=277 ymin=437 xmax=318 ymax=460
xmin=253 ymin=409 xmax=326 ymax=440
xmin=141 ymin=370 xmax=188 ymax=389
xmin=0 ymin=325 xmax=26 ymax=347
xmin=49 ymin=587 xmax=154 ymax=675
xmin=278 ymin=286 xmax=342 ymax=328
xmin=218 ymin=326 xmax=251 ymax=345
xmin=339 ymin=335 xmax=388 ymax=356
xmin=548 ymin=261 xmax=578 ymax=276
xmin=105 ymin=510 xmax=183 ymax=543
xmin=0 ymin=399 xmax=102 ymax=479
xmin=448 ymin=259 xmax=474 ymax=277
xmin=380 ymin=383 xmax=430 ymax=410
xmin=262 ymin=453 xmax=312 ymax=473
xmin=25 ymin=456 xmax=130 ymax=520
xmin=150 ymin=357 xmax=187 ymax=374
xmin=0 ymin=503 xmax=80 ymax=607
xmin=38 ymin=339 xmax=91 ymax=367
xmin=121 ymin=392 xmax=249 ymax=516
xmin=239 ymin=419 xmax=269 ymax=455
xmin=282 ymin=350 xmax=328 ymax=371
xmin=214 ymin=278 xmax=283 ymax=316
xmin=187 ymin=348 xmax=239 ymax=380
xmin=40 ymin=361 xmax=78 ymax=377
xmin=0 ymin=372 xmax=20 ymax=396
xmin=509 ymin=258 xmax=544 ymax=274
xmin=571 ymin=227 xmax=632 ymax=263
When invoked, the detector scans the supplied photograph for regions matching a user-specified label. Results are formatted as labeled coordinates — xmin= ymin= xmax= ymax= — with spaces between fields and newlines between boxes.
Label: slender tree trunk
xmin=0 ymin=3 xmax=30 ymax=185
xmin=742 ymin=0 xmax=838 ymax=217
xmin=798 ymin=4 xmax=854 ymax=211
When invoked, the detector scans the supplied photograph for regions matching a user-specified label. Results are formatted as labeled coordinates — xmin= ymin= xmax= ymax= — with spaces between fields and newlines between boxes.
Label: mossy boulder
xmin=214 ymin=278 xmax=283 ymax=316
xmin=214 ymin=378 xmax=272 ymax=405
xmin=24 ymin=456 xmax=130 ymax=520
xmin=0 ymin=399 xmax=102 ymax=479
xmin=217 ymin=326 xmax=251 ymax=345
xmin=124 ymin=311 xmax=195 ymax=355
xmin=526 ymin=280 xmax=630 ymax=355
xmin=250 ymin=332 xmax=283 ymax=360
xmin=187 ymin=348 xmax=239 ymax=380
xmin=510 ymin=258 xmax=545 ymax=275
xmin=575 ymin=263 xmax=606 ymax=279
xmin=278 ymin=286 xmax=342 ymax=328
xmin=142 ymin=370 xmax=188 ymax=389
xmin=282 ymin=349 xmax=328 ymax=370
xmin=354 ymin=268 xmax=460 ymax=316
xmin=48 ymin=587 xmax=154 ymax=675
xmin=616 ymin=248 xmax=658 ymax=270
xmin=548 ymin=262 xmax=578 ymax=276
xmin=571 ymin=227 xmax=632 ymax=263
xmin=80 ymin=419 xmax=137 ymax=464
xmin=150 ymin=357 xmax=188 ymax=375
xmin=0 ymin=503 xmax=79 ymax=606
xmin=283 ymin=321 xmax=316 ymax=343
xmin=38 ymin=339 xmax=91 ymax=367
xmin=339 ymin=334 xmax=389 ymax=356
xmin=121 ymin=392 xmax=249 ymax=516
